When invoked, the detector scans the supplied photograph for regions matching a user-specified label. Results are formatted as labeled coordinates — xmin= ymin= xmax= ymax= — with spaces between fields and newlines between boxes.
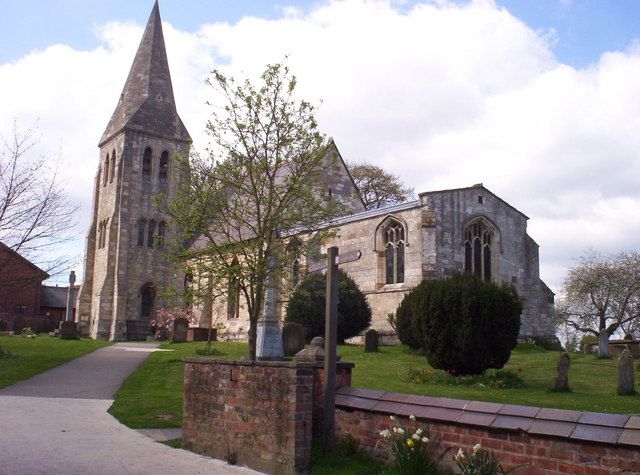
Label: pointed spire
xmin=100 ymin=1 xmax=190 ymax=146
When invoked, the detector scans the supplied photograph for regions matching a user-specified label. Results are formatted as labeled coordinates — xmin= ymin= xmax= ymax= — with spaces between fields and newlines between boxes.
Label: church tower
xmin=77 ymin=1 xmax=190 ymax=340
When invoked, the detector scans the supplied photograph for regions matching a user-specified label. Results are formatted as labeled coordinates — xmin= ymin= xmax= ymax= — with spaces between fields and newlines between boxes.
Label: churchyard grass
xmin=109 ymin=341 xmax=640 ymax=431
xmin=0 ymin=335 xmax=110 ymax=388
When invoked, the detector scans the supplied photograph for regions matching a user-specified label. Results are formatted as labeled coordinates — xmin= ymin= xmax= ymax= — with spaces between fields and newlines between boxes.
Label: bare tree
xmin=163 ymin=63 xmax=345 ymax=360
xmin=0 ymin=121 xmax=78 ymax=289
xmin=348 ymin=162 xmax=414 ymax=210
xmin=555 ymin=250 xmax=640 ymax=356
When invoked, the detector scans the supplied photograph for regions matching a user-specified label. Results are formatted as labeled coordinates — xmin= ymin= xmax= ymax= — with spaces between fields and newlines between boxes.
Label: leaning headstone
xmin=364 ymin=329 xmax=379 ymax=352
xmin=617 ymin=349 xmax=635 ymax=395
xmin=59 ymin=321 xmax=78 ymax=340
xmin=172 ymin=317 xmax=189 ymax=343
xmin=282 ymin=323 xmax=306 ymax=356
xmin=553 ymin=352 xmax=571 ymax=391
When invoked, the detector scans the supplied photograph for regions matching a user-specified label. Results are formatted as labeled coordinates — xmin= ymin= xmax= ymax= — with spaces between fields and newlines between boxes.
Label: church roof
xmin=99 ymin=1 xmax=190 ymax=146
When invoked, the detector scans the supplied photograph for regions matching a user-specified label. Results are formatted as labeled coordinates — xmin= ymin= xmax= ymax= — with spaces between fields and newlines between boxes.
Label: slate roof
xmin=40 ymin=285 xmax=78 ymax=309
xmin=100 ymin=1 xmax=190 ymax=146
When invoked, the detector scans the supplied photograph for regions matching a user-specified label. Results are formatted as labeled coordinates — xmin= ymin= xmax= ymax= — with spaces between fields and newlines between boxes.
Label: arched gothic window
xmin=384 ymin=221 xmax=405 ymax=284
xmin=157 ymin=221 xmax=166 ymax=248
xmin=140 ymin=283 xmax=155 ymax=319
xmin=110 ymin=150 xmax=116 ymax=183
xmin=227 ymin=258 xmax=240 ymax=319
xmin=142 ymin=147 xmax=152 ymax=180
xmin=464 ymin=221 xmax=493 ymax=281
xmin=286 ymin=239 xmax=302 ymax=287
xmin=147 ymin=220 xmax=156 ymax=248
xmin=137 ymin=219 xmax=146 ymax=247
xmin=103 ymin=154 xmax=109 ymax=186
xmin=159 ymin=151 xmax=169 ymax=183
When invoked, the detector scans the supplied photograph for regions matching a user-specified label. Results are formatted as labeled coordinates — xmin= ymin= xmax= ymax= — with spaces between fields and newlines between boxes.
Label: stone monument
xmin=60 ymin=271 xmax=78 ymax=340
xmin=617 ymin=349 xmax=635 ymax=395
xmin=364 ymin=329 xmax=379 ymax=352
xmin=282 ymin=323 xmax=306 ymax=356
xmin=553 ymin=352 xmax=570 ymax=391
xmin=256 ymin=256 xmax=284 ymax=360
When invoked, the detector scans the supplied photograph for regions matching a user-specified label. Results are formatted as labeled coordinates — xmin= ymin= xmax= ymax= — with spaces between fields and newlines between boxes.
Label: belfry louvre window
xmin=137 ymin=219 xmax=146 ymax=247
xmin=159 ymin=151 xmax=169 ymax=183
xmin=464 ymin=221 xmax=493 ymax=281
xmin=384 ymin=222 xmax=405 ymax=284
xmin=142 ymin=147 xmax=152 ymax=179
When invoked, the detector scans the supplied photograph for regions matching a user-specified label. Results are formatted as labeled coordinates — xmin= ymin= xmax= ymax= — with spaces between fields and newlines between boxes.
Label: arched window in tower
xmin=384 ymin=221 xmax=405 ymax=284
xmin=147 ymin=220 xmax=156 ymax=248
xmin=110 ymin=150 xmax=116 ymax=183
xmin=157 ymin=221 xmax=166 ymax=248
xmin=159 ymin=151 xmax=169 ymax=184
xmin=142 ymin=147 xmax=152 ymax=180
xmin=140 ymin=283 xmax=155 ymax=319
xmin=97 ymin=221 xmax=104 ymax=249
xmin=227 ymin=258 xmax=240 ymax=319
xmin=137 ymin=219 xmax=146 ymax=247
xmin=464 ymin=221 xmax=494 ymax=281
xmin=103 ymin=154 xmax=109 ymax=187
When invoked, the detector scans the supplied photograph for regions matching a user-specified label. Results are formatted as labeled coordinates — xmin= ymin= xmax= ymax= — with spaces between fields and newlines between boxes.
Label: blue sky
xmin=1 ymin=1 xmax=639 ymax=68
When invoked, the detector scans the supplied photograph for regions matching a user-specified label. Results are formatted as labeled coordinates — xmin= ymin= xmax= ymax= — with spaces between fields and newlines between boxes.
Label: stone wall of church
xmin=421 ymin=186 xmax=556 ymax=338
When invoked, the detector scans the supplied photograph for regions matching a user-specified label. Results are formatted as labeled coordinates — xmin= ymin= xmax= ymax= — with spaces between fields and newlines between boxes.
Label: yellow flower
xmin=406 ymin=439 xmax=414 ymax=447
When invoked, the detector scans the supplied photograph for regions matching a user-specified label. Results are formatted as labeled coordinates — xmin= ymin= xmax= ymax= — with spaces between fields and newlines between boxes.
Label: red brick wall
xmin=182 ymin=359 xmax=315 ymax=475
xmin=0 ymin=246 xmax=47 ymax=317
xmin=336 ymin=403 xmax=640 ymax=474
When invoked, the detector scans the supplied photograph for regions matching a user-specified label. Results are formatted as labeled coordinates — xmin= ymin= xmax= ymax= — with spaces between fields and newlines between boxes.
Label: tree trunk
xmin=248 ymin=317 xmax=257 ymax=361
xmin=598 ymin=330 xmax=609 ymax=357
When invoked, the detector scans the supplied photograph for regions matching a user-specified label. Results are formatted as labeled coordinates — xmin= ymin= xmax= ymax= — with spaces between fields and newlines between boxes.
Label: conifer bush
xmin=397 ymin=273 xmax=522 ymax=375
xmin=285 ymin=269 xmax=372 ymax=343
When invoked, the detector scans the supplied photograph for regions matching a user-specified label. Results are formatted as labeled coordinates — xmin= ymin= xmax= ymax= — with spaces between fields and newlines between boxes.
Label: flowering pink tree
xmin=151 ymin=308 xmax=199 ymax=340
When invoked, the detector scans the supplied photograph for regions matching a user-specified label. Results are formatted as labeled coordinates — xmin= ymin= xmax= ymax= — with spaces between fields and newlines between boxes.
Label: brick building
xmin=0 ymin=242 xmax=49 ymax=318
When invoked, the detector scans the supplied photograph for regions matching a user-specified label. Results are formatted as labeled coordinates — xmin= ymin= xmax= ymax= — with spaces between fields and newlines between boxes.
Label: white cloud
xmin=0 ymin=0 xmax=639 ymax=290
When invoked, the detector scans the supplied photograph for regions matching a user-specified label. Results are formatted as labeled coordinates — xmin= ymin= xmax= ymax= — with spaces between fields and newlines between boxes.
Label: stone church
xmin=77 ymin=2 xmax=556 ymax=341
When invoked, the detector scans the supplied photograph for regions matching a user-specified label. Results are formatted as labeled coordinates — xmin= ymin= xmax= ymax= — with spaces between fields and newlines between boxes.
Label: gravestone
xmin=617 ymin=349 xmax=635 ymax=395
xmin=60 ymin=321 xmax=78 ymax=340
xmin=553 ymin=352 xmax=570 ymax=391
xmin=364 ymin=329 xmax=379 ymax=352
xmin=282 ymin=323 xmax=305 ymax=356
xmin=172 ymin=318 xmax=189 ymax=343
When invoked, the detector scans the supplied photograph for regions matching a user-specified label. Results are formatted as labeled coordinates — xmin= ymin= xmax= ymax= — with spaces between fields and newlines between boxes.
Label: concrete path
xmin=0 ymin=342 xmax=261 ymax=475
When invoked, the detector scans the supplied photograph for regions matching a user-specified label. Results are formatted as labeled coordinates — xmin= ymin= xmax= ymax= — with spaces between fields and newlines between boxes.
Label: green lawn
xmin=0 ymin=335 xmax=111 ymax=388
xmin=109 ymin=341 xmax=640 ymax=431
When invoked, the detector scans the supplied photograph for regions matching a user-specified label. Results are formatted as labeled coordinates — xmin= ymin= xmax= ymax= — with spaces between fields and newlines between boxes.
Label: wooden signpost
xmin=308 ymin=247 xmax=362 ymax=451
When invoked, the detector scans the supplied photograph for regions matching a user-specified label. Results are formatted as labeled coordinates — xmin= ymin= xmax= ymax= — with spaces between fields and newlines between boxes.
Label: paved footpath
xmin=0 ymin=342 xmax=261 ymax=475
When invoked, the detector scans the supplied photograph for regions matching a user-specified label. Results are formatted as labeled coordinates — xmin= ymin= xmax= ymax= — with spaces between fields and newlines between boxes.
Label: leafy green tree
xmin=285 ymin=269 xmax=371 ymax=343
xmin=163 ymin=63 xmax=345 ymax=360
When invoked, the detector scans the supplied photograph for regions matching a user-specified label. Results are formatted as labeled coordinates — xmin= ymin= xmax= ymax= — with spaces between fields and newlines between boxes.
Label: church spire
xmin=100 ymin=1 xmax=190 ymax=146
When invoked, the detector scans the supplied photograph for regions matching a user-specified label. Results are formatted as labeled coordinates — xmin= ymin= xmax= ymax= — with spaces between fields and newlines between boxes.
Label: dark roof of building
xmin=40 ymin=285 xmax=78 ymax=308
xmin=0 ymin=242 xmax=49 ymax=279
xmin=100 ymin=1 xmax=190 ymax=146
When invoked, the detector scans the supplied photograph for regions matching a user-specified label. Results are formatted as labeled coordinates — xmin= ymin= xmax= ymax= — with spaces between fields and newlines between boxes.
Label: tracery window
xmin=142 ymin=147 xmax=152 ymax=180
xmin=286 ymin=238 xmax=302 ymax=287
xmin=159 ymin=151 xmax=169 ymax=183
xmin=227 ymin=258 xmax=240 ymax=319
xmin=464 ymin=221 xmax=493 ymax=281
xmin=103 ymin=154 xmax=109 ymax=186
xmin=384 ymin=221 xmax=405 ymax=284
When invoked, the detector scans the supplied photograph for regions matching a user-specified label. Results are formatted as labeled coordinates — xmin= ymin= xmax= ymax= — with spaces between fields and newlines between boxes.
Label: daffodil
xmin=409 ymin=415 xmax=416 ymax=421
xmin=406 ymin=439 xmax=414 ymax=447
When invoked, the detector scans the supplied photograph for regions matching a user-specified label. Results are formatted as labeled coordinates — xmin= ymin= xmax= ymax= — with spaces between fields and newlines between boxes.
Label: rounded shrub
xmin=398 ymin=273 xmax=522 ymax=375
xmin=285 ymin=269 xmax=372 ymax=344
xmin=395 ymin=281 xmax=429 ymax=350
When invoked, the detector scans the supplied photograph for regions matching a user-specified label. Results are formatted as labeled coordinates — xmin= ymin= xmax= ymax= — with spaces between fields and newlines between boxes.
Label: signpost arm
xmin=323 ymin=246 xmax=338 ymax=451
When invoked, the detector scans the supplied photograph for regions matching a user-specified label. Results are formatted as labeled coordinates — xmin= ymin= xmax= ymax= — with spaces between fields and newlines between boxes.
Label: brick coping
xmin=336 ymin=386 xmax=640 ymax=448
xmin=183 ymin=357 xmax=355 ymax=370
